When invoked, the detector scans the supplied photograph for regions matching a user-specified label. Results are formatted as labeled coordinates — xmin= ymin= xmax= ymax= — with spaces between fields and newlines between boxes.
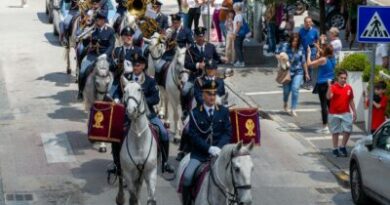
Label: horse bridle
xmin=123 ymin=92 xmax=146 ymax=119
xmin=171 ymin=58 xmax=191 ymax=91
xmin=148 ymin=36 xmax=165 ymax=60
xmin=208 ymin=151 xmax=252 ymax=205
xmin=94 ymin=69 xmax=111 ymax=98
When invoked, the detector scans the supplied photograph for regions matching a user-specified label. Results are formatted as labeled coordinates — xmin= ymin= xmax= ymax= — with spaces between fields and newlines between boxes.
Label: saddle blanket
xmin=88 ymin=101 xmax=125 ymax=143
xmin=177 ymin=162 xmax=210 ymax=198
xmin=229 ymin=108 xmax=261 ymax=145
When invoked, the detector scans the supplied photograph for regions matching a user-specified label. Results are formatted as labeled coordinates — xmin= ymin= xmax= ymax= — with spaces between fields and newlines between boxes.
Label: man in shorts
xmin=327 ymin=70 xmax=357 ymax=157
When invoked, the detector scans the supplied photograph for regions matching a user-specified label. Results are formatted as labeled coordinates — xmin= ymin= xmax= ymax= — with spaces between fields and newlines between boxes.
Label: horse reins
xmin=207 ymin=152 xmax=252 ymax=205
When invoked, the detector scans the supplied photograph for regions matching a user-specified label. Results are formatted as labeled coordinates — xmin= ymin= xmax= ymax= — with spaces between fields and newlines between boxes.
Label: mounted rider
xmin=181 ymin=26 xmax=227 ymax=118
xmin=152 ymin=0 xmax=169 ymax=32
xmin=181 ymin=79 xmax=232 ymax=205
xmin=121 ymin=53 xmax=175 ymax=174
xmin=60 ymin=0 xmax=79 ymax=43
xmin=78 ymin=10 xmax=115 ymax=100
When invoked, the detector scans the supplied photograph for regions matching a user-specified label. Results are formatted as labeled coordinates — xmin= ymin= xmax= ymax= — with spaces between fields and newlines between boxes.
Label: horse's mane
xmin=95 ymin=54 xmax=110 ymax=71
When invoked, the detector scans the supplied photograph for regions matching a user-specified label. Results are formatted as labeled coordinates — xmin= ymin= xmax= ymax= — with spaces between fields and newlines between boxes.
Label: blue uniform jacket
xmin=185 ymin=43 xmax=222 ymax=78
xmin=161 ymin=27 xmax=194 ymax=61
xmin=123 ymin=73 xmax=160 ymax=119
xmin=188 ymin=105 xmax=232 ymax=161
xmin=194 ymin=76 xmax=225 ymax=105
xmin=156 ymin=14 xmax=169 ymax=31
xmin=86 ymin=25 xmax=115 ymax=57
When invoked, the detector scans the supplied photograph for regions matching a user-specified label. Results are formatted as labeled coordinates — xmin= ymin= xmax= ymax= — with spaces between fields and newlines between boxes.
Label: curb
xmin=225 ymin=82 xmax=351 ymax=188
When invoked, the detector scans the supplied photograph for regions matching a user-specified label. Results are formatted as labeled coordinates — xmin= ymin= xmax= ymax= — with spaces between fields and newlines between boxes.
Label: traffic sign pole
xmin=367 ymin=46 xmax=376 ymax=133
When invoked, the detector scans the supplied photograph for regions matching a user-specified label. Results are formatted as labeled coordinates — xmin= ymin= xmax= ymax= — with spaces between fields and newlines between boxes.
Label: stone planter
xmin=347 ymin=71 xmax=364 ymax=122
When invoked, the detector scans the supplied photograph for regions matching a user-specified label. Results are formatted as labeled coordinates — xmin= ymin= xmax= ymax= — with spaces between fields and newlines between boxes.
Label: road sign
xmin=358 ymin=6 xmax=390 ymax=43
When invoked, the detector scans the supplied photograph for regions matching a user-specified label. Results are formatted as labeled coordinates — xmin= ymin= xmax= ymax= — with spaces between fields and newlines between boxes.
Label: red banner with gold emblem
xmin=229 ymin=108 xmax=260 ymax=145
xmin=88 ymin=101 xmax=125 ymax=143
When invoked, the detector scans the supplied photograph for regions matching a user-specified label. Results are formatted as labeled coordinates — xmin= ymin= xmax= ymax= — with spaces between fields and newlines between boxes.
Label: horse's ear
xmin=235 ymin=140 xmax=243 ymax=152
xmin=121 ymin=75 xmax=129 ymax=87
xmin=246 ymin=139 xmax=255 ymax=151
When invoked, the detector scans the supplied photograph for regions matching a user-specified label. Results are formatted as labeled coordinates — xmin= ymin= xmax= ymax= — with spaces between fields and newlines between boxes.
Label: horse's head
xmin=121 ymin=76 xmax=147 ymax=120
xmin=220 ymin=141 xmax=255 ymax=205
xmin=94 ymin=54 xmax=112 ymax=99
xmin=173 ymin=46 xmax=190 ymax=87
xmin=144 ymin=32 xmax=166 ymax=59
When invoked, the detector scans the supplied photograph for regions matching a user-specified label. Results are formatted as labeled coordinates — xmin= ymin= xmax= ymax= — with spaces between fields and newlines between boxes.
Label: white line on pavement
xmin=41 ymin=133 xmax=76 ymax=163
xmin=264 ymin=108 xmax=321 ymax=113
xmin=245 ymin=90 xmax=313 ymax=96
xmin=306 ymin=135 xmax=366 ymax=141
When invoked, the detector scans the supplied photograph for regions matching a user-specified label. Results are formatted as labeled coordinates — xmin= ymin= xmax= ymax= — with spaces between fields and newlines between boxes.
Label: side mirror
xmin=364 ymin=135 xmax=374 ymax=151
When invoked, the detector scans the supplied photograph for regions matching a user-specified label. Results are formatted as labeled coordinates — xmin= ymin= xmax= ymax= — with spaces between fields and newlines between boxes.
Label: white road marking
xmin=306 ymin=135 xmax=366 ymax=141
xmin=41 ymin=133 xmax=76 ymax=163
xmin=264 ymin=108 xmax=321 ymax=113
xmin=245 ymin=90 xmax=312 ymax=96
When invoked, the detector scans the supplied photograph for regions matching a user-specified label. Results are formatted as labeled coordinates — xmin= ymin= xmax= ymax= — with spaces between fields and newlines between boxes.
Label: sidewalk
xmin=224 ymin=65 xmax=367 ymax=187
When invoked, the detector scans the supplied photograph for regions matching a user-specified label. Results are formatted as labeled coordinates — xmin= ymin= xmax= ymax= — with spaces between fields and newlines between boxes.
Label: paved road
xmin=0 ymin=0 xmax=354 ymax=204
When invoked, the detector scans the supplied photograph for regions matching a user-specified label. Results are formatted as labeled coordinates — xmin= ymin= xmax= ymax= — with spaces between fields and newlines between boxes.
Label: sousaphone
xmin=125 ymin=0 xmax=159 ymax=38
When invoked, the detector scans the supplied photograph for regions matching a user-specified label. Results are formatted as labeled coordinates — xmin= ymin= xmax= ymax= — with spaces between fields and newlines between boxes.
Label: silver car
xmin=349 ymin=121 xmax=390 ymax=205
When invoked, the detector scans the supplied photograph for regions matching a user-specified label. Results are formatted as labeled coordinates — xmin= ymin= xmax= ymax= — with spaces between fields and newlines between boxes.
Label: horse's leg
xmin=145 ymin=167 xmax=157 ymax=205
xmin=116 ymin=175 xmax=125 ymax=205
xmin=66 ymin=46 xmax=72 ymax=74
xmin=99 ymin=142 xmax=107 ymax=153
xmin=172 ymin=95 xmax=182 ymax=143
xmin=128 ymin=171 xmax=142 ymax=205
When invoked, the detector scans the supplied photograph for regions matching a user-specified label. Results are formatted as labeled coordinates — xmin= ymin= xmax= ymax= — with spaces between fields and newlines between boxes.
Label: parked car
xmin=52 ymin=0 xmax=117 ymax=36
xmin=349 ymin=120 xmax=390 ymax=205
xmin=308 ymin=0 xmax=347 ymax=30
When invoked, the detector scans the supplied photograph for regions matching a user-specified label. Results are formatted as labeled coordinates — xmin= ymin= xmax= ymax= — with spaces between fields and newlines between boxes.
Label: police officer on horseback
xmin=121 ymin=53 xmax=175 ymax=174
xmin=78 ymin=10 xmax=115 ymax=100
xmin=181 ymin=26 xmax=226 ymax=118
xmin=152 ymin=0 xmax=169 ymax=31
xmin=181 ymin=79 xmax=232 ymax=205
xmin=60 ymin=0 xmax=79 ymax=43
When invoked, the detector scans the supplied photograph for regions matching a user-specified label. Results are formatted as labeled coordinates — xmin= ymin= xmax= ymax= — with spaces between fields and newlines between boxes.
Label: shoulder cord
xmin=190 ymin=111 xmax=211 ymax=134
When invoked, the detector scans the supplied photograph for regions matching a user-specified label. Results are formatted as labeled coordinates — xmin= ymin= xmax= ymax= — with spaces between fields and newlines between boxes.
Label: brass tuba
xmin=78 ymin=0 xmax=93 ymax=12
xmin=125 ymin=0 xmax=151 ymax=18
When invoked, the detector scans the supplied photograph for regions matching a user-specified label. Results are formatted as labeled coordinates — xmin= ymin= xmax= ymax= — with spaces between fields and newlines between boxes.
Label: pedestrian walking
xmin=276 ymin=33 xmax=309 ymax=117
xmin=232 ymin=2 xmax=245 ymax=67
xmin=327 ymin=70 xmax=357 ymax=157
xmin=306 ymin=44 xmax=336 ymax=134
xmin=299 ymin=16 xmax=319 ymax=90
xmin=186 ymin=0 xmax=201 ymax=30
xmin=364 ymin=81 xmax=388 ymax=134
xmin=225 ymin=10 xmax=235 ymax=64
xmin=201 ymin=0 xmax=211 ymax=40
xmin=264 ymin=3 xmax=277 ymax=55
xmin=219 ymin=0 xmax=233 ymax=40
xmin=212 ymin=0 xmax=224 ymax=46
xmin=329 ymin=27 xmax=342 ymax=62
xmin=375 ymin=43 xmax=390 ymax=69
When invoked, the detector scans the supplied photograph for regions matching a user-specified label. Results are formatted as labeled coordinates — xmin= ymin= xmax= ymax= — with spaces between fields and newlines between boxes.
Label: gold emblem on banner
xmin=244 ymin=119 xmax=255 ymax=137
xmin=93 ymin=111 xmax=104 ymax=129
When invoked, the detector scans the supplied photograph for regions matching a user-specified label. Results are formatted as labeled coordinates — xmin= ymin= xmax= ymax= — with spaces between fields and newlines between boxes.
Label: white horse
xmin=150 ymin=45 xmax=189 ymax=141
xmin=177 ymin=141 xmax=255 ymax=205
xmin=116 ymin=78 xmax=158 ymax=205
xmin=83 ymin=54 xmax=113 ymax=153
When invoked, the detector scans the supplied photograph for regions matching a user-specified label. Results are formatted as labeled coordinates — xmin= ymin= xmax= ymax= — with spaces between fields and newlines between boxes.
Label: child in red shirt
xmin=327 ymin=70 xmax=357 ymax=157
xmin=364 ymin=81 xmax=388 ymax=134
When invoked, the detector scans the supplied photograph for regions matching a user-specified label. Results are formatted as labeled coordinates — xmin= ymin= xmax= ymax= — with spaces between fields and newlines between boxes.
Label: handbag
xmin=275 ymin=68 xmax=291 ymax=85
xmin=238 ymin=19 xmax=250 ymax=37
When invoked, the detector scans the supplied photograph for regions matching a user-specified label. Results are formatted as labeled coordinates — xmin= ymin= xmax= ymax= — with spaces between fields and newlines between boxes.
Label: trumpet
xmin=76 ymin=25 xmax=96 ymax=42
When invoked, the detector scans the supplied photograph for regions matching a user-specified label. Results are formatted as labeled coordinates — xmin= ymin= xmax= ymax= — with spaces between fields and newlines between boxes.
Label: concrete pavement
xmin=0 ymin=0 xmax=355 ymax=204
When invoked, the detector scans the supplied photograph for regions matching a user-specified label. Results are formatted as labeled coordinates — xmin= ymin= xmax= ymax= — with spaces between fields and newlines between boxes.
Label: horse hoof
xmin=99 ymin=147 xmax=107 ymax=153
xmin=116 ymin=196 xmax=124 ymax=205
xmin=66 ymin=68 xmax=71 ymax=75
xmin=173 ymin=138 xmax=180 ymax=144
xmin=147 ymin=200 xmax=156 ymax=205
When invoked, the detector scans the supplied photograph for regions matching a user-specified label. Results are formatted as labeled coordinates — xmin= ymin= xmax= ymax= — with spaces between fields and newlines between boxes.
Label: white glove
xmin=208 ymin=146 xmax=221 ymax=157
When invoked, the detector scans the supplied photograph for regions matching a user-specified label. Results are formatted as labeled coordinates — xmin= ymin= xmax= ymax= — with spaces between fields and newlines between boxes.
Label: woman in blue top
xmin=307 ymin=44 xmax=336 ymax=134
xmin=276 ymin=33 xmax=310 ymax=117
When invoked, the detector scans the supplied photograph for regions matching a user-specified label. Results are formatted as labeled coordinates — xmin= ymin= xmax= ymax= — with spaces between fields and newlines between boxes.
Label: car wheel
xmin=350 ymin=163 xmax=369 ymax=205
xmin=326 ymin=11 xmax=345 ymax=30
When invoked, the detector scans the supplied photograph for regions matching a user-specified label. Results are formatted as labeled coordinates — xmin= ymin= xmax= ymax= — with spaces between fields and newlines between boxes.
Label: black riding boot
xmin=182 ymin=186 xmax=192 ymax=205
xmin=77 ymin=73 xmax=86 ymax=100
xmin=180 ymin=94 xmax=191 ymax=121
xmin=109 ymin=142 xmax=122 ymax=176
xmin=161 ymin=141 xmax=175 ymax=173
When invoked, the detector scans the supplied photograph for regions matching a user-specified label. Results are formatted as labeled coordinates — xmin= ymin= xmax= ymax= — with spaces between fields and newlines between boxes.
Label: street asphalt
xmin=0 ymin=0 xmax=359 ymax=204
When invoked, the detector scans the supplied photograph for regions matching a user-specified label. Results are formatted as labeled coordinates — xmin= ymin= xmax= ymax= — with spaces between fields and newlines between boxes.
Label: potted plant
xmin=336 ymin=53 xmax=370 ymax=122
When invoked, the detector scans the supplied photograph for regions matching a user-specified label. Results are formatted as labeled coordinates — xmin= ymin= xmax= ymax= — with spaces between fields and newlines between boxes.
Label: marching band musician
xmin=115 ymin=0 xmax=127 ymax=16
xmin=78 ymin=11 xmax=115 ymax=100
xmin=122 ymin=54 xmax=175 ymax=174
xmin=152 ymin=0 xmax=169 ymax=31
xmin=181 ymin=79 xmax=232 ymax=205
xmin=181 ymin=26 xmax=226 ymax=118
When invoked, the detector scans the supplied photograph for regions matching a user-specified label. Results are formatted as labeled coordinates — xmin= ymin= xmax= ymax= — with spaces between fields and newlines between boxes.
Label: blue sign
xmin=358 ymin=6 xmax=390 ymax=43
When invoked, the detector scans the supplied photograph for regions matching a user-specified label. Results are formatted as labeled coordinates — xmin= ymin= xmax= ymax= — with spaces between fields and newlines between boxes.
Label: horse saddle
xmin=178 ymin=162 xmax=211 ymax=199
xmin=155 ymin=62 xmax=170 ymax=88
xmin=148 ymin=124 xmax=160 ymax=151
